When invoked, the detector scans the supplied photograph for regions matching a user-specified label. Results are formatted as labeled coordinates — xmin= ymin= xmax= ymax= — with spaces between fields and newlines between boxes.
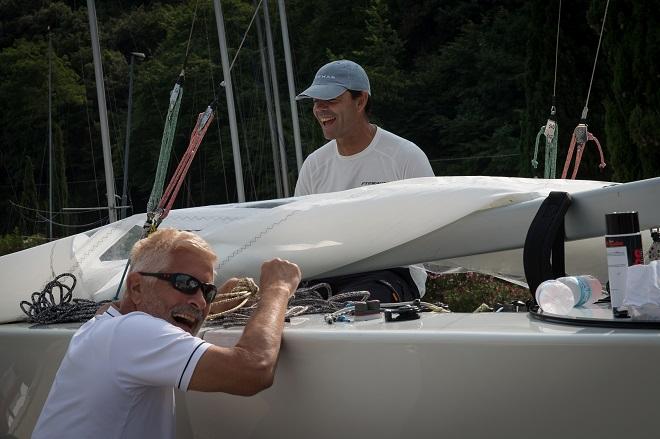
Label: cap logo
xmin=316 ymin=74 xmax=336 ymax=79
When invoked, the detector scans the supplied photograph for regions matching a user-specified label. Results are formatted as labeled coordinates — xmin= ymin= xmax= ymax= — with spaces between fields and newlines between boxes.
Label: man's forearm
xmin=234 ymin=285 xmax=290 ymax=365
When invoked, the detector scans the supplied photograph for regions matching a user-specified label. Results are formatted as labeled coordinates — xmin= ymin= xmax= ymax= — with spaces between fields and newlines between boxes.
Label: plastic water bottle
xmin=535 ymin=275 xmax=602 ymax=315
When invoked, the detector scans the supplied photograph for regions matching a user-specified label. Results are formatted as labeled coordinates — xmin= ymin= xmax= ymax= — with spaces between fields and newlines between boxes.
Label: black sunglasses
xmin=139 ymin=272 xmax=217 ymax=303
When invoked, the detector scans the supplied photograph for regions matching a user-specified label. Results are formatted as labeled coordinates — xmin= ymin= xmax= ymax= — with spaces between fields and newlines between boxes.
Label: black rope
xmin=20 ymin=273 xmax=110 ymax=325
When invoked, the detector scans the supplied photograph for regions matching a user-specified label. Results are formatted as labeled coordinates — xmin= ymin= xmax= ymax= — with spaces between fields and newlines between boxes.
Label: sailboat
xmin=2 ymin=174 xmax=660 ymax=437
xmin=3 ymin=3 xmax=660 ymax=439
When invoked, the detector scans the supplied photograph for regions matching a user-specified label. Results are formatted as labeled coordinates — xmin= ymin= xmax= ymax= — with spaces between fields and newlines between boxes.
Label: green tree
xmin=599 ymin=1 xmax=660 ymax=181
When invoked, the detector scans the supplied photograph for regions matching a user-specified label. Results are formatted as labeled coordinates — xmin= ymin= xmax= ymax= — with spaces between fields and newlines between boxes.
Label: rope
xmin=561 ymin=0 xmax=610 ymax=179
xmin=20 ymin=274 xmax=110 ymax=325
xmin=531 ymin=0 xmax=561 ymax=178
xmin=581 ymin=0 xmax=611 ymax=121
xmin=204 ymin=281 xmax=449 ymax=329
xmin=207 ymin=277 xmax=260 ymax=320
xmin=204 ymin=283 xmax=371 ymax=328
xmin=561 ymin=124 xmax=606 ymax=179
xmin=182 ymin=0 xmax=200 ymax=73
xmin=228 ymin=0 xmax=264 ymax=72
xmin=158 ymin=101 xmax=216 ymax=219
xmin=147 ymin=76 xmax=185 ymax=214
xmin=115 ymin=100 xmax=217 ymax=300
xmin=531 ymin=122 xmax=558 ymax=179
xmin=552 ymin=0 xmax=561 ymax=102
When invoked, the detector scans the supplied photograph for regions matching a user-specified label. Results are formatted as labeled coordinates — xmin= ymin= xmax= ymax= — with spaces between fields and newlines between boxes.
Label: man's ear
xmin=357 ymin=91 xmax=368 ymax=112
xmin=124 ymin=272 xmax=144 ymax=306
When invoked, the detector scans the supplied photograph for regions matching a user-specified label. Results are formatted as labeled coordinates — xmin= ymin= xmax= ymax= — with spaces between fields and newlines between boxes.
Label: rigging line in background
xmin=8 ymin=200 xmax=104 ymax=216
xmin=182 ymin=0 xmax=201 ymax=72
xmin=35 ymin=213 xmax=107 ymax=229
xmin=552 ymin=0 xmax=561 ymax=101
xmin=76 ymin=24 xmax=104 ymax=218
xmin=561 ymin=0 xmax=610 ymax=179
xmin=581 ymin=0 xmax=610 ymax=120
xmin=430 ymin=153 xmax=519 ymax=162
xmin=228 ymin=0 xmax=264 ymax=72
xmin=234 ymin=62 xmax=259 ymax=199
xmin=204 ymin=7 xmax=230 ymax=202
xmin=531 ymin=0 xmax=562 ymax=179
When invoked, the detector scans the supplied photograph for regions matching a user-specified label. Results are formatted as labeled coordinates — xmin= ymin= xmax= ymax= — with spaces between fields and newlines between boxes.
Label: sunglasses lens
xmin=173 ymin=274 xmax=199 ymax=293
xmin=203 ymin=286 xmax=217 ymax=303
xmin=172 ymin=274 xmax=216 ymax=302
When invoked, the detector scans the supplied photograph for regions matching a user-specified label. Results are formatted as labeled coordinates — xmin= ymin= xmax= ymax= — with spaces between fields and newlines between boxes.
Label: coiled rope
xmin=19 ymin=274 xmax=110 ymax=325
xmin=205 ymin=282 xmax=371 ymax=328
xmin=204 ymin=280 xmax=450 ymax=328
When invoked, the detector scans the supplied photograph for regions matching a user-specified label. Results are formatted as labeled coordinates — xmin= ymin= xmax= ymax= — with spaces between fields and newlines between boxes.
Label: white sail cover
xmin=0 ymin=177 xmax=611 ymax=323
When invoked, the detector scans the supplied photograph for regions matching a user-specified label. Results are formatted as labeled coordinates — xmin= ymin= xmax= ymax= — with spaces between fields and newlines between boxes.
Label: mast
xmin=262 ymin=0 xmax=289 ymax=196
xmin=254 ymin=1 xmax=283 ymax=198
xmin=213 ymin=0 xmax=246 ymax=203
xmin=120 ymin=52 xmax=145 ymax=219
xmin=86 ymin=0 xmax=117 ymax=222
xmin=48 ymin=27 xmax=53 ymax=239
xmin=277 ymin=0 xmax=303 ymax=172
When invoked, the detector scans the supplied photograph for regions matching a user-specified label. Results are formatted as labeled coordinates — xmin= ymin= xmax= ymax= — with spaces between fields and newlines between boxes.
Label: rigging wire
xmin=74 ymin=2 xmax=104 ymax=223
xmin=204 ymin=7 xmax=230 ymax=202
xmin=581 ymin=0 xmax=610 ymax=121
xmin=552 ymin=0 xmax=561 ymax=104
xmin=531 ymin=0 xmax=561 ymax=179
xmin=228 ymin=0 xmax=264 ymax=72
xmin=182 ymin=0 xmax=201 ymax=72
xmin=561 ymin=0 xmax=610 ymax=179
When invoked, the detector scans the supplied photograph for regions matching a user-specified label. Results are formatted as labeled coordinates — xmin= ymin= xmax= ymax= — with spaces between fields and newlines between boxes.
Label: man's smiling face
xmin=138 ymin=248 xmax=214 ymax=335
xmin=312 ymin=90 xmax=363 ymax=141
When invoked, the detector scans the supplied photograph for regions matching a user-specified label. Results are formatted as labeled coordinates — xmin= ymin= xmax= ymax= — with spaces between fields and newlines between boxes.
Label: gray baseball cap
xmin=296 ymin=60 xmax=371 ymax=101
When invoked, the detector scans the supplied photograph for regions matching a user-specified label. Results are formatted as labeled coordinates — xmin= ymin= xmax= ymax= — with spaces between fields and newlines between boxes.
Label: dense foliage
xmin=1 ymin=0 xmax=658 ymax=240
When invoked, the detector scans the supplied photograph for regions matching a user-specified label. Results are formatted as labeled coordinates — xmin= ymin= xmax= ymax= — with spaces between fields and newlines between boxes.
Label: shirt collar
xmin=104 ymin=304 xmax=121 ymax=318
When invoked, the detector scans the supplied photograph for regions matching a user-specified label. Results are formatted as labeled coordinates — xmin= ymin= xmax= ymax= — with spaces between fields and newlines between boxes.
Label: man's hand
xmin=190 ymin=259 xmax=301 ymax=395
xmin=259 ymin=258 xmax=301 ymax=299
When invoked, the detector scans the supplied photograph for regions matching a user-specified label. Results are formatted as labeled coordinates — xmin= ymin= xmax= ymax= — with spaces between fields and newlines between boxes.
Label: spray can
xmin=605 ymin=211 xmax=644 ymax=317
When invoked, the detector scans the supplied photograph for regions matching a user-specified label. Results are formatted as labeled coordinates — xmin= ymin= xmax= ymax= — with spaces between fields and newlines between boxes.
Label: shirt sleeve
xmin=404 ymin=145 xmax=435 ymax=178
xmin=294 ymin=160 xmax=313 ymax=196
xmin=111 ymin=313 xmax=212 ymax=391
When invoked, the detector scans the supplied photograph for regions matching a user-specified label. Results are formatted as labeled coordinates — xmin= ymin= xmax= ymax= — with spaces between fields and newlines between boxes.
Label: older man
xmin=32 ymin=228 xmax=300 ymax=439
xmin=295 ymin=59 xmax=433 ymax=302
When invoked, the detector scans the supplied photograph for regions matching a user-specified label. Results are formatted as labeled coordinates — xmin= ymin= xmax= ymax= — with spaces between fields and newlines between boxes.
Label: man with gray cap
xmin=294 ymin=59 xmax=433 ymax=302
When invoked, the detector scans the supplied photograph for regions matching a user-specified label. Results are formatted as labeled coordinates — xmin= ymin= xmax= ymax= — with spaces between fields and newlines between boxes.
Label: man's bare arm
xmin=188 ymin=258 xmax=300 ymax=395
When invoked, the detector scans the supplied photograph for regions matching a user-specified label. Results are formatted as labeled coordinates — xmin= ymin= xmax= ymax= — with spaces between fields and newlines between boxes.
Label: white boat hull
xmin=2 ymin=313 xmax=660 ymax=438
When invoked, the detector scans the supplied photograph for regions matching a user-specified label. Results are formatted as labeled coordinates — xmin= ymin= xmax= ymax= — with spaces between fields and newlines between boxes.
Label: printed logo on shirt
xmin=361 ymin=181 xmax=386 ymax=186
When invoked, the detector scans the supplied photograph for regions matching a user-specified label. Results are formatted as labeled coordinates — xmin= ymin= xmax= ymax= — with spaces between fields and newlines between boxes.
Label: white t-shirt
xmin=294 ymin=126 xmax=434 ymax=295
xmin=294 ymin=126 xmax=434 ymax=196
xmin=32 ymin=306 xmax=211 ymax=439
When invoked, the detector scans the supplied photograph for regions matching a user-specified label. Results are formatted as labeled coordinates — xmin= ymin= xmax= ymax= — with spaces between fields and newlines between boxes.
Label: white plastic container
xmin=535 ymin=275 xmax=602 ymax=315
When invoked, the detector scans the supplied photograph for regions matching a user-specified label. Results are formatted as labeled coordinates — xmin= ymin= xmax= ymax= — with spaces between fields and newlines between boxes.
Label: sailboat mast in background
xmin=86 ymin=0 xmax=117 ymax=222
xmin=213 ymin=0 xmax=246 ymax=203
xmin=48 ymin=26 xmax=53 ymax=239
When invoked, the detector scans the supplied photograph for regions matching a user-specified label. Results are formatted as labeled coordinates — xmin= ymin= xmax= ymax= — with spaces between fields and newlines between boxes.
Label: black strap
xmin=523 ymin=191 xmax=572 ymax=301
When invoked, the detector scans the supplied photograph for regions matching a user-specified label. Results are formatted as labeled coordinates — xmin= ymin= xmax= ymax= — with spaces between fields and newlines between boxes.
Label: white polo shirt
xmin=32 ymin=306 xmax=211 ymax=439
